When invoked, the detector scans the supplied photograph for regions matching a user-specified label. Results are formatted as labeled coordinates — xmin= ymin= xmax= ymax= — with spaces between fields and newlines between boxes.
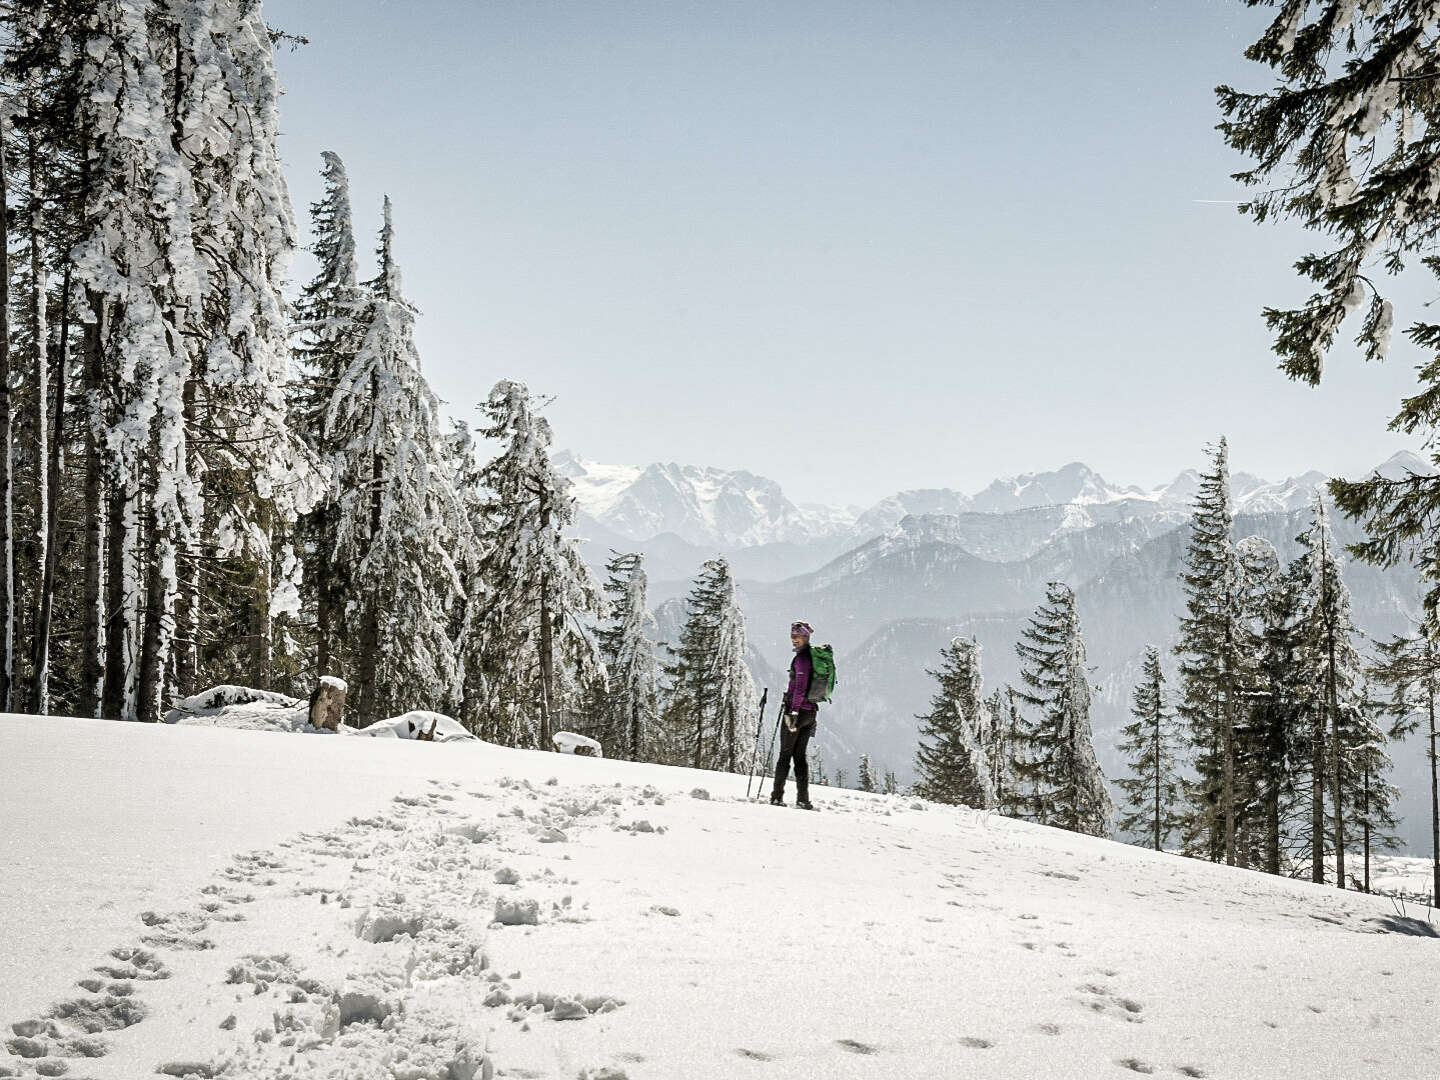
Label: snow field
xmin=2 ymin=716 xmax=1438 ymax=1079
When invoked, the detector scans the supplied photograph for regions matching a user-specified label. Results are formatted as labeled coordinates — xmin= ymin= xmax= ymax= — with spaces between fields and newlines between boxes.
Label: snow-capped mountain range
xmin=554 ymin=448 xmax=1385 ymax=551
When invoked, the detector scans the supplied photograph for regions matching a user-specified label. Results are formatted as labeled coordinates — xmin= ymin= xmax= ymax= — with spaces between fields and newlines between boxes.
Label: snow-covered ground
xmin=2 ymin=716 xmax=1437 ymax=1079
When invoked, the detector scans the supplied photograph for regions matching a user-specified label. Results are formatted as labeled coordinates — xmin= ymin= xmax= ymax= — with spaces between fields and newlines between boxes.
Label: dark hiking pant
xmin=772 ymin=716 xmax=814 ymax=804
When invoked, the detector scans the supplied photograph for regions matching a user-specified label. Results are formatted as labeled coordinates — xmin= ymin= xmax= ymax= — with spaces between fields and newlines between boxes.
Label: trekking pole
xmin=744 ymin=688 xmax=770 ymax=800
xmin=758 ymin=701 xmax=786 ymax=799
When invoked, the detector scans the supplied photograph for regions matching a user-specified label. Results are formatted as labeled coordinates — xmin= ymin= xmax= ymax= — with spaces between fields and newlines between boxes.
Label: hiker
xmin=772 ymin=620 xmax=820 ymax=809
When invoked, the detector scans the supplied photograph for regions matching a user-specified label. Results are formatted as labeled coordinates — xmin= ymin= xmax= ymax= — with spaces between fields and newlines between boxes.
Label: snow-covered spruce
xmin=913 ymin=636 xmax=995 ymax=810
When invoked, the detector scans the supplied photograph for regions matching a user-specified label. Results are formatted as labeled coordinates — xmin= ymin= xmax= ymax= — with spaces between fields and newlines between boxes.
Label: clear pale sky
xmin=263 ymin=0 xmax=1426 ymax=507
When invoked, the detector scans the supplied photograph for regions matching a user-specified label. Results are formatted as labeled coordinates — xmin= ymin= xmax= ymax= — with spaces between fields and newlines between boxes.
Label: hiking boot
xmin=796 ymin=800 xmax=815 ymax=811
xmin=770 ymin=795 xmax=785 ymax=806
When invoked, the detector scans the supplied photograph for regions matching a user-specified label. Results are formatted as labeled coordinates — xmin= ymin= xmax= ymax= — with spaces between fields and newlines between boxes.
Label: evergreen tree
xmin=596 ymin=552 xmax=660 ymax=761
xmin=857 ymin=754 xmax=876 ymax=793
xmin=1174 ymin=439 xmax=1245 ymax=864
xmin=984 ymin=686 xmax=1017 ymax=814
xmin=324 ymin=200 xmax=464 ymax=725
xmin=1369 ymin=617 xmax=1440 ymax=905
xmin=834 ymin=768 xmax=848 ymax=790
xmin=913 ymin=637 xmax=994 ymax=809
xmin=882 ymin=770 xmax=899 ymax=795
xmin=1219 ymin=4 xmax=1440 ymax=625
xmin=1115 ymin=646 xmax=1185 ymax=851
xmin=1345 ymin=683 xmax=1401 ymax=892
xmin=474 ymin=379 xmax=601 ymax=747
xmin=1014 ymin=582 xmax=1113 ymax=837
xmin=661 ymin=557 xmax=755 ymax=771
xmin=291 ymin=151 xmax=367 ymax=681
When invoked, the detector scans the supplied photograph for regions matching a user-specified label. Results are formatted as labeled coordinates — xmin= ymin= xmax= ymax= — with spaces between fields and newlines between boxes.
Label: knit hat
xmin=790 ymin=621 xmax=813 ymax=638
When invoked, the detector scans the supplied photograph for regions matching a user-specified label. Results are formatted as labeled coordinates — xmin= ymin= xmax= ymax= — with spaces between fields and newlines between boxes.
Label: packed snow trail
xmin=2 ymin=717 xmax=1437 ymax=1079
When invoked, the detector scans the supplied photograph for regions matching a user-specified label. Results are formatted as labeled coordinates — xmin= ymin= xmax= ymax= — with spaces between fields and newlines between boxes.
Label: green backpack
xmin=806 ymin=644 xmax=837 ymax=704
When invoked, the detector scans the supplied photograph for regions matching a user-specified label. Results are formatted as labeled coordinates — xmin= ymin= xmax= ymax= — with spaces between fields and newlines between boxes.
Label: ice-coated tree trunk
xmin=79 ymin=290 xmax=105 ymax=719
xmin=0 ymin=108 xmax=12 ymax=714
xmin=173 ymin=378 xmax=200 ymax=700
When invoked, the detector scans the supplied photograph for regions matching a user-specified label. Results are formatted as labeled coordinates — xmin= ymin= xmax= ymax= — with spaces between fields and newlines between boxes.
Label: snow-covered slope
xmin=3 ymin=717 xmax=1436 ymax=1080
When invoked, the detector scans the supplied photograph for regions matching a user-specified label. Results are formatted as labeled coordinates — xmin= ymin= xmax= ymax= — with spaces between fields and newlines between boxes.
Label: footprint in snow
xmin=736 ymin=1048 xmax=775 ymax=1061
xmin=958 ymin=1036 xmax=994 ymax=1049
xmin=1175 ymin=1066 xmax=1208 ymax=1077
xmin=835 ymin=1039 xmax=880 ymax=1055
xmin=1117 ymin=1057 xmax=1156 ymax=1074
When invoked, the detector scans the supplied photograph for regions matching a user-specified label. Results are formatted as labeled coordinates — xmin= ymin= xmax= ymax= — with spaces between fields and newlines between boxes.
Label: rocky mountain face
xmin=567 ymin=447 xmax=1434 ymax=853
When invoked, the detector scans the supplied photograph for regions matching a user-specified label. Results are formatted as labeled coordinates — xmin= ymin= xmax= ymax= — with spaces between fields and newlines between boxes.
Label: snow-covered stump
xmin=552 ymin=731 xmax=603 ymax=757
xmin=309 ymin=676 xmax=348 ymax=732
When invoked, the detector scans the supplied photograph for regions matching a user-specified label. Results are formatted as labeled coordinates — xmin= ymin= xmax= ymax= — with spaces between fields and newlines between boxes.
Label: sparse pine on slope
xmin=595 ymin=552 xmax=661 ymax=761
xmin=661 ymin=557 xmax=755 ymax=771
xmin=913 ymin=636 xmax=996 ymax=809
xmin=1115 ymin=646 xmax=1185 ymax=852
xmin=1013 ymin=582 xmax=1113 ymax=837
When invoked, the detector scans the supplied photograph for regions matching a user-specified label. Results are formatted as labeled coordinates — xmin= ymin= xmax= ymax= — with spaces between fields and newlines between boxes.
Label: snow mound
xmin=165 ymin=684 xmax=326 ymax=735
xmin=552 ymin=730 xmax=603 ymax=757
xmin=358 ymin=710 xmax=475 ymax=742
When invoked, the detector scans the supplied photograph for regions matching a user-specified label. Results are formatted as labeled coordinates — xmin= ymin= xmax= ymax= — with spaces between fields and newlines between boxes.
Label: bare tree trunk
xmin=1361 ymin=763 xmax=1371 ymax=893
xmin=79 ymin=289 xmax=105 ymax=718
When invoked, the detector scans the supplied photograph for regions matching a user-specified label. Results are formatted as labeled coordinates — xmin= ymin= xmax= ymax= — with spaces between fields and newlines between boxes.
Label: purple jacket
xmin=787 ymin=646 xmax=818 ymax=716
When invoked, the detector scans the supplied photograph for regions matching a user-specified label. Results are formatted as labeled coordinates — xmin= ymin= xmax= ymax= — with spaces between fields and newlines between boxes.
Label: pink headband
xmin=791 ymin=622 xmax=813 ymax=637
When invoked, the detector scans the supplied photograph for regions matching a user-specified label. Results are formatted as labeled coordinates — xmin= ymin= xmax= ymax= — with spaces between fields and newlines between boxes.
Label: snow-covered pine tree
xmin=882 ymin=770 xmax=899 ymax=795
xmin=1296 ymin=496 xmax=1371 ymax=888
xmin=1115 ymin=646 xmax=1185 ymax=852
xmin=1220 ymin=4 xmax=1440 ymax=628
xmin=473 ymin=379 xmax=601 ymax=748
xmin=165 ymin=1 xmax=324 ymax=698
xmin=1368 ymin=618 xmax=1440 ymax=904
xmin=913 ymin=637 xmax=995 ymax=809
xmin=292 ymin=151 xmax=367 ymax=682
xmin=1013 ymin=582 xmax=1113 ymax=837
xmin=595 ymin=552 xmax=660 ymax=761
xmin=660 ymin=557 xmax=755 ymax=770
xmin=1174 ymin=439 xmax=1245 ymax=864
xmin=857 ymin=754 xmax=876 ymax=793
xmin=834 ymin=768 xmax=848 ymax=790
xmin=325 ymin=199 xmax=464 ymax=725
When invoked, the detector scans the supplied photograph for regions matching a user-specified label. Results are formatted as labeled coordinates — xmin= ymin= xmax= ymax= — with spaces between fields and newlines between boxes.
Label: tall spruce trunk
xmin=1361 ymin=764 xmax=1371 ymax=893
xmin=24 ymin=122 xmax=47 ymax=714
xmin=1323 ymin=532 xmax=1345 ymax=890
xmin=80 ymin=290 xmax=105 ymax=717
xmin=0 ymin=111 xmax=12 ymax=713
xmin=315 ymin=503 xmax=335 ymax=678
xmin=1223 ymin=622 xmax=1237 ymax=866
xmin=32 ymin=261 xmax=68 ymax=714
